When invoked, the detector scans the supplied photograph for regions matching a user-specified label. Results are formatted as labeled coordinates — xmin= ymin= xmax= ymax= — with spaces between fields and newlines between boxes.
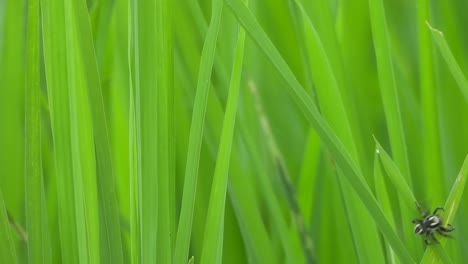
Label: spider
xmin=412 ymin=205 xmax=455 ymax=245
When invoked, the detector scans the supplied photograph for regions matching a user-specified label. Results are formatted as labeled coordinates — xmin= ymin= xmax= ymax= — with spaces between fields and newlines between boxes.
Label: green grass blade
xmin=427 ymin=22 xmax=468 ymax=101
xmin=156 ymin=0 xmax=173 ymax=262
xmin=0 ymin=191 xmax=17 ymax=264
xmin=25 ymin=0 xmax=50 ymax=262
xmin=297 ymin=131 xmax=320 ymax=223
xmin=174 ymin=19 xmax=277 ymax=263
xmin=64 ymin=1 xmax=100 ymax=262
xmin=374 ymin=152 xmax=400 ymax=264
xmin=367 ymin=0 xmax=410 ymax=181
xmin=173 ymin=0 xmax=224 ymax=262
xmin=292 ymin=2 xmax=385 ymax=262
xmin=131 ymin=0 xmax=160 ymax=261
xmin=367 ymin=0 xmax=420 ymax=256
xmin=200 ymin=14 xmax=246 ymax=263
xmin=224 ymin=0 xmax=414 ymax=262
xmin=41 ymin=0 xmax=80 ymax=261
xmin=71 ymin=1 xmax=124 ymax=262
xmin=418 ymin=0 xmax=443 ymax=207
xmin=375 ymin=138 xmax=417 ymax=211
xmin=127 ymin=1 xmax=139 ymax=263
xmin=421 ymin=154 xmax=468 ymax=263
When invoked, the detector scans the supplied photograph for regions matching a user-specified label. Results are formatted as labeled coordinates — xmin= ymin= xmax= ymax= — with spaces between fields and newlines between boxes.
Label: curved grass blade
xmin=173 ymin=0 xmax=225 ymax=262
xmin=427 ymin=22 xmax=468 ymax=101
xmin=224 ymin=0 xmax=414 ymax=262
xmin=420 ymin=154 xmax=468 ymax=264
xmin=199 ymin=14 xmax=246 ymax=263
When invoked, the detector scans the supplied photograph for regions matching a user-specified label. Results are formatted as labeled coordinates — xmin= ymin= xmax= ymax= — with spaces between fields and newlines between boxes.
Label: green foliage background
xmin=0 ymin=0 xmax=467 ymax=263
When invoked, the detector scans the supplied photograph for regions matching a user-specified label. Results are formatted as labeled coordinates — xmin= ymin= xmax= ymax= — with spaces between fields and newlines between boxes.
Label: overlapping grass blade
xmin=64 ymin=0 xmax=100 ymax=262
xmin=174 ymin=23 xmax=277 ymax=263
xmin=427 ymin=22 xmax=468 ymax=101
xmin=200 ymin=14 xmax=246 ymax=263
xmin=224 ymin=0 xmax=414 ymax=262
xmin=41 ymin=0 xmax=80 ymax=261
xmin=71 ymin=1 xmax=124 ymax=262
xmin=421 ymin=154 xmax=468 ymax=263
xmin=173 ymin=0 xmax=225 ymax=262
xmin=292 ymin=1 xmax=385 ymax=262
xmin=375 ymin=139 xmax=417 ymax=211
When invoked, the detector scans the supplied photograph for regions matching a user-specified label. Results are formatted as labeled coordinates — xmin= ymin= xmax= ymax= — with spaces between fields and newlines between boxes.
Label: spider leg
xmin=424 ymin=233 xmax=431 ymax=245
xmin=416 ymin=202 xmax=428 ymax=217
xmin=440 ymin=225 xmax=455 ymax=232
xmin=412 ymin=219 xmax=422 ymax=224
xmin=437 ymin=229 xmax=453 ymax=239
xmin=433 ymin=207 xmax=444 ymax=215
xmin=430 ymin=232 xmax=440 ymax=244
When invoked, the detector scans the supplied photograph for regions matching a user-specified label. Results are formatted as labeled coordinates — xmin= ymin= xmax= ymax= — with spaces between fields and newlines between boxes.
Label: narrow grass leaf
xmin=25 ymin=0 xmax=51 ymax=262
xmin=200 ymin=15 xmax=246 ymax=263
xmin=418 ymin=0 xmax=443 ymax=209
xmin=375 ymin=139 xmax=417 ymax=211
xmin=224 ymin=0 xmax=414 ymax=262
xmin=156 ymin=0 xmax=173 ymax=261
xmin=367 ymin=0 xmax=410 ymax=181
xmin=374 ymin=151 xmax=400 ymax=264
xmin=173 ymin=0 xmax=225 ymax=262
xmin=427 ymin=22 xmax=468 ymax=101
xmin=131 ymin=0 xmax=160 ymax=261
xmin=367 ymin=0 xmax=420 ymax=255
xmin=421 ymin=154 xmax=468 ymax=264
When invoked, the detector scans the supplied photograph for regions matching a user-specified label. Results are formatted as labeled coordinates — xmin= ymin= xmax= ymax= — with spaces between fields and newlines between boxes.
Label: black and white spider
xmin=412 ymin=205 xmax=455 ymax=245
